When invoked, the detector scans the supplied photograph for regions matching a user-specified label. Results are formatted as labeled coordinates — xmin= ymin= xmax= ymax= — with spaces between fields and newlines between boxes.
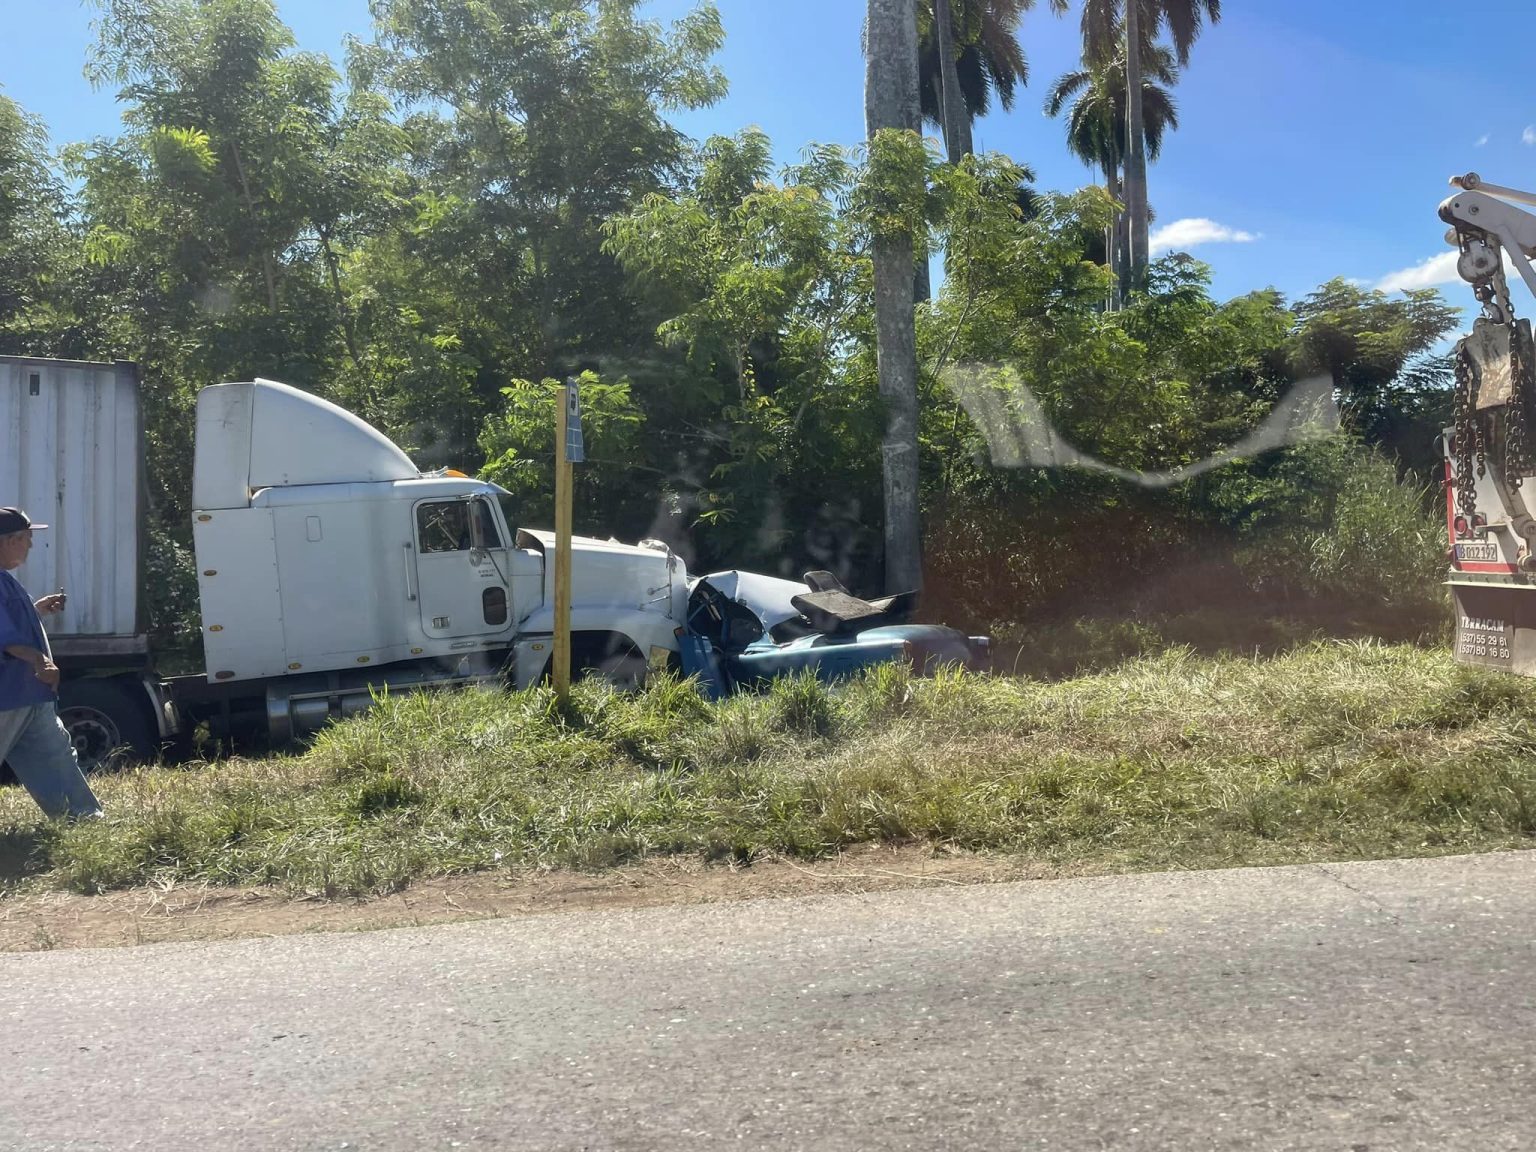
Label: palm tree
xmin=1078 ymin=0 xmax=1219 ymax=289
xmin=866 ymin=0 xmax=924 ymax=593
xmin=929 ymin=0 xmax=968 ymax=163
xmin=917 ymin=0 xmax=1067 ymax=162
xmin=1045 ymin=45 xmax=1178 ymax=293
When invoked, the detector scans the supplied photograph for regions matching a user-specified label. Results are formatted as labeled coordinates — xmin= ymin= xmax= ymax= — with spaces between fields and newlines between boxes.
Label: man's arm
xmin=0 ymin=584 xmax=57 ymax=688
xmin=2 ymin=643 xmax=59 ymax=687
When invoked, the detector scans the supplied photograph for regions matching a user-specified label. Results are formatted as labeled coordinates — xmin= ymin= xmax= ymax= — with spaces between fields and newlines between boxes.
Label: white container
xmin=0 ymin=356 xmax=143 ymax=651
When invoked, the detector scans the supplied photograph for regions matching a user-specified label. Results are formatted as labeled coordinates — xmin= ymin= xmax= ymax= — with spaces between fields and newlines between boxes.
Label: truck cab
xmin=187 ymin=379 xmax=687 ymax=742
xmin=192 ymin=379 xmax=529 ymax=683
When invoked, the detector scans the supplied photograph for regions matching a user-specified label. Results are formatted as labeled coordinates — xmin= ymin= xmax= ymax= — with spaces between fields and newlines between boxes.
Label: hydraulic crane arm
xmin=1439 ymin=175 xmax=1536 ymax=543
xmin=1440 ymin=173 xmax=1536 ymax=321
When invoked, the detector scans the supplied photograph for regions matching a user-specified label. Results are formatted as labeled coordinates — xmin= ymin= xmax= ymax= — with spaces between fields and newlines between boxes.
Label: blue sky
xmin=5 ymin=0 xmax=1535 ymax=318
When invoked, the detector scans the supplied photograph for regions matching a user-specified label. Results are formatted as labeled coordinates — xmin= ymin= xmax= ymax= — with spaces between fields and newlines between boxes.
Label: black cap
xmin=0 ymin=507 xmax=47 ymax=534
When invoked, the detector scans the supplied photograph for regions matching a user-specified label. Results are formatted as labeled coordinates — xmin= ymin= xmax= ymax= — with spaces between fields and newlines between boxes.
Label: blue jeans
xmin=0 ymin=701 xmax=103 ymax=819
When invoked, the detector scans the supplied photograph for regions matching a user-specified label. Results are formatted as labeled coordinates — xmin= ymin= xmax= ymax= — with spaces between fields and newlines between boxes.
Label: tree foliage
xmin=0 ymin=0 xmax=1459 ymax=638
xmin=1071 ymin=0 xmax=1220 ymax=296
xmin=355 ymin=0 xmax=727 ymax=459
xmin=605 ymin=129 xmax=883 ymax=572
xmin=916 ymin=0 xmax=1067 ymax=158
xmin=1288 ymin=278 xmax=1458 ymax=469
xmin=0 ymin=95 xmax=73 ymax=353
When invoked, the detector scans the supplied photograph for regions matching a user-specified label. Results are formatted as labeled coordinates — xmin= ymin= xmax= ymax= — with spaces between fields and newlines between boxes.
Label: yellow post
xmin=553 ymin=380 xmax=573 ymax=704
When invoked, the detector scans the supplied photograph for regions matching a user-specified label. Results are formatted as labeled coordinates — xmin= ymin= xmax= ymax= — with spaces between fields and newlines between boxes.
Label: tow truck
xmin=1439 ymin=172 xmax=1536 ymax=671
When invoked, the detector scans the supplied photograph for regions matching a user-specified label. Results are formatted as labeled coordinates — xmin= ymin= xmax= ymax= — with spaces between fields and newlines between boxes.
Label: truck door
xmin=413 ymin=496 xmax=514 ymax=642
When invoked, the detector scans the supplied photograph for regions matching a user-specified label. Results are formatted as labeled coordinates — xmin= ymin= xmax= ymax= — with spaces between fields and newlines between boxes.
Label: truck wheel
xmin=57 ymin=679 xmax=157 ymax=773
xmin=570 ymin=634 xmax=648 ymax=692
xmin=592 ymin=651 xmax=649 ymax=691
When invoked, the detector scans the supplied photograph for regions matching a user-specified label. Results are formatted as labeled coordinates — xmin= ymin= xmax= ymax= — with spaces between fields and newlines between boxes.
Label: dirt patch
xmin=0 ymin=846 xmax=1070 ymax=953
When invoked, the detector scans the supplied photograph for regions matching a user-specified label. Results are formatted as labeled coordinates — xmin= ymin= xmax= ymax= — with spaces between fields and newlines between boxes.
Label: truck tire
xmin=592 ymin=650 xmax=649 ymax=691
xmin=539 ymin=634 xmax=649 ymax=692
xmin=57 ymin=678 xmax=157 ymax=773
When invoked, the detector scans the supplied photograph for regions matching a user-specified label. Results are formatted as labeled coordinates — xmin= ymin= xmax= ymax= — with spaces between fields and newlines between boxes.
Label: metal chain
xmin=1507 ymin=319 xmax=1536 ymax=489
xmin=1449 ymin=223 xmax=1536 ymax=520
xmin=1453 ymin=336 xmax=1480 ymax=520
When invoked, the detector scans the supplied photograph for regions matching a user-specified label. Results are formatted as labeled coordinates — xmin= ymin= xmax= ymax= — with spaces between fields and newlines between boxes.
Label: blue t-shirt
xmin=0 ymin=569 xmax=54 ymax=710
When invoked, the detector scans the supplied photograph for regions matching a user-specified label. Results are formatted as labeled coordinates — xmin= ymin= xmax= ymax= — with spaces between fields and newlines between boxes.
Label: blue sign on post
xmin=565 ymin=378 xmax=584 ymax=464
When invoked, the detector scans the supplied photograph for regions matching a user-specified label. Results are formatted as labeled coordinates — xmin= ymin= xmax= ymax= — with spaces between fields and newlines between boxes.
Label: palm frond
xmin=1044 ymin=46 xmax=1178 ymax=172
xmin=917 ymin=0 xmax=1064 ymax=129
xmin=1043 ymin=68 xmax=1089 ymax=117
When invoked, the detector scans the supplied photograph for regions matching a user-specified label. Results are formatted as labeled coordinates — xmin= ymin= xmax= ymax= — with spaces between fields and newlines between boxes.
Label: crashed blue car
xmin=679 ymin=569 xmax=990 ymax=698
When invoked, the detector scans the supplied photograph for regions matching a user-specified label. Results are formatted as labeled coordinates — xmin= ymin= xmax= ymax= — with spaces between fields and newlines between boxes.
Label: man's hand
xmin=34 ymin=592 xmax=65 ymax=616
xmin=3 ymin=643 xmax=57 ymax=689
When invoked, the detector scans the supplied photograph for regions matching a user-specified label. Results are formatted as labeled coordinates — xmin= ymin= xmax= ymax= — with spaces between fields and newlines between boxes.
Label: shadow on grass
xmin=0 ymin=825 xmax=53 ymax=886
xmin=1 ymin=765 xmax=59 ymax=885
xmin=988 ymin=572 xmax=1450 ymax=682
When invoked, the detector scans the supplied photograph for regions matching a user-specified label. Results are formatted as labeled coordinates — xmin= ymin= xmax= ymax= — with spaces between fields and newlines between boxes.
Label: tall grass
xmin=2 ymin=644 xmax=1533 ymax=896
xmin=1220 ymin=439 xmax=1448 ymax=614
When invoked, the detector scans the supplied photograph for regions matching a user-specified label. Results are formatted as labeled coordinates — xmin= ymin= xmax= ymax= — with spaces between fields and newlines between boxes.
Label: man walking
xmin=0 ymin=507 xmax=103 ymax=820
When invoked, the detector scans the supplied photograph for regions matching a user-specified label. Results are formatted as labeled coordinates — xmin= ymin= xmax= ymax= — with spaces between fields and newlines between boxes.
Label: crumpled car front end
xmin=683 ymin=569 xmax=990 ymax=693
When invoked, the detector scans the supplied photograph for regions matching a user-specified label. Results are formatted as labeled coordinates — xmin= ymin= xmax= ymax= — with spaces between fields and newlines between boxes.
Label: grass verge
xmin=2 ymin=641 xmax=1534 ymax=897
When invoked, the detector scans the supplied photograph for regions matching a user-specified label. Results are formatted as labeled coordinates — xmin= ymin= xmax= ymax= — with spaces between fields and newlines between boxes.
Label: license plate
xmin=1456 ymin=540 xmax=1501 ymax=563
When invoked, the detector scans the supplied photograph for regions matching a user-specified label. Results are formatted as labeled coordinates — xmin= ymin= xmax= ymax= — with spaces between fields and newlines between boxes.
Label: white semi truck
xmin=2 ymin=357 xmax=690 ymax=766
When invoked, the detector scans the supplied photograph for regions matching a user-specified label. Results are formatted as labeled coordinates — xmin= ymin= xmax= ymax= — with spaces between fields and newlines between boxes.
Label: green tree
xmin=917 ymin=0 xmax=1066 ymax=161
xmin=478 ymin=372 xmax=649 ymax=531
xmin=88 ymin=0 xmax=334 ymax=323
xmin=358 ymin=0 xmax=727 ymax=461
xmin=1079 ymin=0 xmax=1220 ymax=292
xmin=75 ymin=0 xmax=406 ymax=533
xmin=605 ymin=131 xmax=882 ymax=574
xmin=1045 ymin=44 xmax=1178 ymax=293
xmin=1288 ymin=278 xmax=1459 ymax=472
xmin=914 ymin=160 xmax=1308 ymax=614
xmin=0 ymin=94 xmax=74 ymax=354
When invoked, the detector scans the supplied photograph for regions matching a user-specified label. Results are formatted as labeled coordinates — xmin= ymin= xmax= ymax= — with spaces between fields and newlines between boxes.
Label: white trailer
xmin=1 ymin=357 xmax=173 ymax=763
xmin=2 ymin=358 xmax=687 ymax=766
xmin=1 ymin=357 xmax=145 ymax=656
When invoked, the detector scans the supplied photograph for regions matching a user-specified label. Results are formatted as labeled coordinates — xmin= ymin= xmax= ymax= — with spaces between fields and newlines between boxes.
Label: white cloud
xmin=1524 ymin=125 xmax=1536 ymax=146
xmin=1148 ymin=217 xmax=1260 ymax=252
xmin=1375 ymin=251 xmax=1460 ymax=292
xmin=1476 ymin=133 xmax=1490 ymax=147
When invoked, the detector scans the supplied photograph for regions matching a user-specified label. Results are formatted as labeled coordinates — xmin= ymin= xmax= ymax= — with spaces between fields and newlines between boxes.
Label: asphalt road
xmin=2 ymin=852 xmax=1534 ymax=1151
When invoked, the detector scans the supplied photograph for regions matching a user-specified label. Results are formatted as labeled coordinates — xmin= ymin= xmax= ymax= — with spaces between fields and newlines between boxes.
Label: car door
xmin=413 ymin=496 xmax=513 ymax=642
